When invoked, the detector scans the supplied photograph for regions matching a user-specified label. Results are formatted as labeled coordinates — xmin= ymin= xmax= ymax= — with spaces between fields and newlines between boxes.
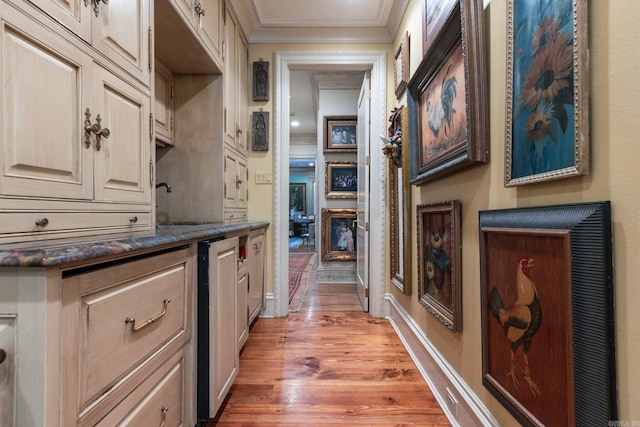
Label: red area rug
xmin=289 ymin=253 xmax=313 ymax=303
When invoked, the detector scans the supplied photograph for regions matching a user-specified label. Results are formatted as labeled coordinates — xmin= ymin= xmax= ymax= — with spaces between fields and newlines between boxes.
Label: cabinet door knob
xmin=129 ymin=216 xmax=138 ymax=223
xmin=0 ymin=349 xmax=6 ymax=365
xmin=84 ymin=109 xmax=110 ymax=150
xmin=35 ymin=218 xmax=49 ymax=228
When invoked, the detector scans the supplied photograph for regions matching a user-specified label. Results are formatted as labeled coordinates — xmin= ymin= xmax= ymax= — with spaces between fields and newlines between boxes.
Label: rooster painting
xmin=427 ymin=63 xmax=457 ymax=140
xmin=488 ymin=257 xmax=542 ymax=396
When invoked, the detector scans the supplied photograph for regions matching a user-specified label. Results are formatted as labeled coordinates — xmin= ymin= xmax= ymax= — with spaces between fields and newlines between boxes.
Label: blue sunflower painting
xmin=510 ymin=0 xmax=575 ymax=179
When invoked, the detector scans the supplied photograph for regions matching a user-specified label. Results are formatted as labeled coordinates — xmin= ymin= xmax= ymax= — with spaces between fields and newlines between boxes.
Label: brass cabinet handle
xmin=125 ymin=299 xmax=171 ymax=332
xmin=89 ymin=0 xmax=109 ymax=17
xmin=236 ymin=124 xmax=243 ymax=137
xmin=84 ymin=108 xmax=110 ymax=150
xmin=35 ymin=218 xmax=49 ymax=228
xmin=159 ymin=406 xmax=168 ymax=427
xmin=129 ymin=216 xmax=138 ymax=223
xmin=0 ymin=349 xmax=6 ymax=365
xmin=194 ymin=2 xmax=205 ymax=16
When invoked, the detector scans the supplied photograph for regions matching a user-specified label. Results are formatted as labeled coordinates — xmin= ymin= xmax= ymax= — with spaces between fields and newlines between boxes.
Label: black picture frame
xmin=408 ymin=0 xmax=488 ymax=185
xmin=479 ymin=201 xmax=616 ymax=426
xmin=289 ymin=183 xmax=306 ymax=215
xmin=323 ymin=115 xmax=357 ymax=152
xmin=253 ymin=59 xmax=269 ymax=101
xmin=252 ymin=111 xmax=269 ymax=151
xmin=325 ymin=161 xmax=357 ymax=199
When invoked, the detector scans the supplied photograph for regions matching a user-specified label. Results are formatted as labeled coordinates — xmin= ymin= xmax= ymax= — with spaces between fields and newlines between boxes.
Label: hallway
xmin=209 ymin=259 xmax=451 ymax=426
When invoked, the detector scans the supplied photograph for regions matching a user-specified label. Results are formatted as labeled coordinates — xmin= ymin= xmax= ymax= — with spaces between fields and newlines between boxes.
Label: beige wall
xmin=247 ymin=1 xmax=640 ymax=423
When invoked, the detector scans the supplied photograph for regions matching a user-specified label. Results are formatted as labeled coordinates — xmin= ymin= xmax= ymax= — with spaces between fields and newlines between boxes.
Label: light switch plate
xmin=255 ymin=171 xmax=273 ymax=184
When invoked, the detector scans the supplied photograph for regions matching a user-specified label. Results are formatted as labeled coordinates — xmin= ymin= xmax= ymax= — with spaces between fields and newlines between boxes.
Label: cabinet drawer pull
xmin=125 ymin=299 xmax=171 ymax=332
xmin=35 ymin=218 xmax=49 ymax=228
xmin=159 ymin=406 xmax=168 ymax=427
xmin=129 ymin=216 xmax=138 ymax=223
xmin=0 ymin=349 xmax=6 ymax=365
xmin=84 ymin=108 xmax=110 ymax=151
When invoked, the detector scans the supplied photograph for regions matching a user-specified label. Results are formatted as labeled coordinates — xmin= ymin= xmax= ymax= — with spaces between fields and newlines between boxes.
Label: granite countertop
xmin=0 ymin=221 xmax=269 ymax=268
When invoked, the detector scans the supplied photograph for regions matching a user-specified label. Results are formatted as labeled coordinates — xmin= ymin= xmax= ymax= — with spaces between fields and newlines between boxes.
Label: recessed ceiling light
xmin=308 ymin=162 xmax=314 ymax=166
xmin=291 ymin=120 xmax=300 ymax=127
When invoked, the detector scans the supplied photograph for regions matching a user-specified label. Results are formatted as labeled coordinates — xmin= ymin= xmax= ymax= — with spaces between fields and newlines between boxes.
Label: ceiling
xmin=230 ymin=0 xmax=409 ymax=43
xmin=229 ymin=0 xmax=408 ymax=169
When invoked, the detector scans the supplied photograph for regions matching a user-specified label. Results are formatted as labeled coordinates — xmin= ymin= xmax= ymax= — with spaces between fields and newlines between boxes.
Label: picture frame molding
xmin=416 ymin=200 xmax=461 ymax=331
xmin=408 ymin=0 xmax=488 ymax=185
xmin=323 ymin=115 xmax=358 ymax=153
xmin=504 ymin=0 xmax=589 ymax=186
xmin=394 ymin=31 xmax=410 ymax=100
xmin=321 ymin=208 xmax=357 ymax=262
xmin=479 ymin=201 xmax=616 ymax=426
xmin=388 ymin=107 xmax=412 ymax=295
xmin=325 ymin=161 xmax=358 ymax=199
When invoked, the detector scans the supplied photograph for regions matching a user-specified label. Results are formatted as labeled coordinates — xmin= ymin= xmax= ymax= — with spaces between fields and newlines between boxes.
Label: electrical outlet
xmin=446 ymin=387 xmax=459 ymax=419
xmin=255 ymin=171 xmax=273 ymax=184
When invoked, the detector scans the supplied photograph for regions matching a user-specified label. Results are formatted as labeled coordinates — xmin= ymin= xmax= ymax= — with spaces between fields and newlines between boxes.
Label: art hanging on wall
xmin=325 ymin=161 xmax=357 ymax=199
xmin=321 ymin=208 xmax=357 ymax=262
xmin=421 ymin=0 xmax=457 ymax=57
xmin=387 ymin=107 xmax=411 ymax=295
xmin=253 ymin=59 xmax=269 ymax=101
xmin=504 ymin=0 xmax=589 ymax=186
xmin=417 ymin=200 xmax=461 ymax=331
xmin=251 ymin=110 xmax=269 ymax=151
xmin=394 ymin=31 xmax=410 ymax=99
xmin=323 ymin=115 xmax=357 ymax=152
xmin=289 ymin=183 xmax=306 ymax=215
xmin=479 ymin=201 xmax=616 ymax=426
xmin=408 ymin=0 xmax=488 ymax=185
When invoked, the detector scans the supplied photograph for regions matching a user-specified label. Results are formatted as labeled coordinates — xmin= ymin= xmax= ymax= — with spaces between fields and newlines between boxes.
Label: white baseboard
xmin=384 ymin=294 xmax=498 ymax=427
xmin=262 ymin=292 xmax=275 ymax=318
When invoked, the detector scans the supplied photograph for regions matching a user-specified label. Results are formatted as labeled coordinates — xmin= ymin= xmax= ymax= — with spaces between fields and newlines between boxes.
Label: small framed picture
xmin=323 ymin=115 xmax=357 ymax=152
xmin=321 ymin=208 xmax=357 ymax=262
xmin=394 ymin=31 xmax=410 ymax=99
xmin=325 ymin=161 xmax=357 ymax=199
xmin=416 ymin=200 xmax=461 ymax=331
xmin=289 ymin=183 xmax=306 ymax=215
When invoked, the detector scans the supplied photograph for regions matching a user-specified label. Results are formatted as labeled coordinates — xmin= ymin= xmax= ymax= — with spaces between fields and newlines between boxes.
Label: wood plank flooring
xmin=209 ymin=257 xmax=451 ymax=426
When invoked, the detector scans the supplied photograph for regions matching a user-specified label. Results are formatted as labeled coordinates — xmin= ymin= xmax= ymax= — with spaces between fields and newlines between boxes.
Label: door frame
xmin=272 ymin=50 xmax=387 ymax=318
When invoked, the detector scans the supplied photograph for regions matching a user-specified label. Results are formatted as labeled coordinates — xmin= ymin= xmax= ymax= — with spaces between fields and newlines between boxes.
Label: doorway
xmin=272 ymin=50 xmax=387 ymax=318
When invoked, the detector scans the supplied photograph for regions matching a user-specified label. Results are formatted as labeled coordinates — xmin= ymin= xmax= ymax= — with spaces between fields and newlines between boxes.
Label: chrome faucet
xmin=156 ymin=182 xmax=172 ymax=193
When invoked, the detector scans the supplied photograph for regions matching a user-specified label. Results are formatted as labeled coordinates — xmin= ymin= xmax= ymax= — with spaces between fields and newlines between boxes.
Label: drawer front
xmin=94 ymin=348 xmax=186 ymax=427
xmin=62 ymin=249 xmax=191 ymax=411
xmin=224 ymin=210 xmax=247 ymax=222
xmin=0 ymin=211 xmax=151 ymax=234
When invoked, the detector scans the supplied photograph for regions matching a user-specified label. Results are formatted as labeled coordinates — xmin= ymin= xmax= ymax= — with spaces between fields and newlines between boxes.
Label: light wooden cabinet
xmin=237 ymin=269 xmax=249 ymax=349
xmin=0 ymin=245 xmax=195 ymax=427
xmin=26 ymin=0 xmax=151 ymax=87
xmin=207 ymin=237 xmax=239 ymax=416
xmin=248 ymin=229 xmax=266 ymax=324
xmin=224 ymin=147 xmax=248 ymax=221
xmin=0 ymin=1 xmax=152 ymax=243
xmin=155 ymin=60 xmax=175 ymax=145
xmin=0 ymin=313 xmax=16 ymax=427
xmin=223 ymin=3 xmax=248 ymax=155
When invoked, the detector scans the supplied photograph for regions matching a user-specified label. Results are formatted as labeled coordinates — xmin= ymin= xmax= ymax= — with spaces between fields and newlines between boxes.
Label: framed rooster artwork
xmin=416 ymin=200 xmax=461 ymax=331
xmin=407 ymin=0 xmax=488 ymax=185
xmin=479 ymin=201 xmax=616 ymax=427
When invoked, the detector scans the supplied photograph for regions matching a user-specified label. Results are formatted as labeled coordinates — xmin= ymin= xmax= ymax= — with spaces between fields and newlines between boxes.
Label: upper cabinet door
xmin=0 ymin=8 xmax=93 ymax=200
xmin=27 ymin=0 xmax=92 ymax=42
xmin=92 ymin=0 xmax=151 ymax=87
xmin=93 ymin=66 xmax=151 ymax=204
xmin=197 ymin=0 xmax=223 ymax=63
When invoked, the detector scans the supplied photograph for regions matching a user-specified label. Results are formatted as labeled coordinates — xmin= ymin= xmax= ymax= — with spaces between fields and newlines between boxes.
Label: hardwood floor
xmin=209 ymin=257 xmax=451 ymax=426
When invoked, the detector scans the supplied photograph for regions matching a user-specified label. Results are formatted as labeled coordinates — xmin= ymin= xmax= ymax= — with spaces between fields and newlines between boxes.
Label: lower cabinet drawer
xmin=61 ymin=247 xmax=193 ymax=423
xmin=95 ymin=348 xmax=187 ymax=427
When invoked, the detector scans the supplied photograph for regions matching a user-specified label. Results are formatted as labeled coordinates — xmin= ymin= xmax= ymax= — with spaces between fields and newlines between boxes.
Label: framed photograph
xmin=252 ymin=59 xmax=269 ymax=101
xmin=417 ymin=200 xmax=461 ymax=331
xmin=321 ymin=208 xmax=357 ymax=262
xmin=394 ymin=31 xmax=410 ymax=99
xmin=323 ymin=115 xmax=357 ymax=152
xmin=325 ymin=161 xmax=357 ymax=199
xmin=388 ymin=107 xmax=411 ymax=295
xmin=422 ymin=0 xmax=457 ymax=57
xmin=479 ymin=202 xmax=616 ymax=426
xmin=251 ymin=110 xmax=269 ymax=151
xmin=289 ymin=183 xmax=306 ymax=215
xmin=408 ymin=0 xmax=488 ymax=185
xmin=505 ymin=0 xmax=589 ymax=186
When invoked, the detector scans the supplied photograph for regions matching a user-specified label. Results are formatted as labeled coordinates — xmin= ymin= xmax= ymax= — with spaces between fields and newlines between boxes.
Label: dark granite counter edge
xmin=0 ymin=221 xmax=269 ymax=268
